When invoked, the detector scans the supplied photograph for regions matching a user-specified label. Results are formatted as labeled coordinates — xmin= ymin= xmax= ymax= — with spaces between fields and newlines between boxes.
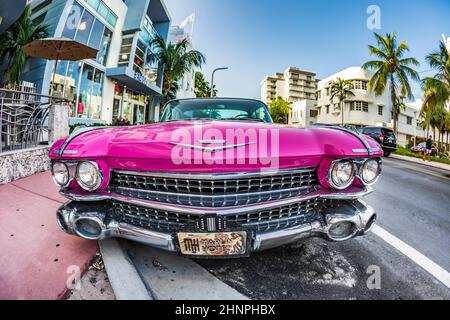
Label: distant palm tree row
xmin=363 ymin=32 xmax=449 ymax=148
xmin=420 ymin=41 xmax=450 ymax=147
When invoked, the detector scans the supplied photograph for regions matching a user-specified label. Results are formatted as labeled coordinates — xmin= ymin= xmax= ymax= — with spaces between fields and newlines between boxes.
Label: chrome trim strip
xmin=112 ymin=167 xmax=316 ymax=180
xmin=60 ymin=186 xmax=373 ymax=216
xmin=352 ymin=147 xmax=380 ymax=154
xmin=111 ymin=185 xmax=315 ymax=199
xmin=58 ymin=126 xmax=115 ymax=157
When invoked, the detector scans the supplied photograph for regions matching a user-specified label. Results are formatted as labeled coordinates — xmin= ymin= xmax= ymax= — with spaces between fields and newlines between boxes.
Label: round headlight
xmin=76 ymin=161 xmax=102 ymax=191
xmin=51 ymin=162 xmax=69 ymax=186
xmin=329 ymin=160 xmax=355 ymax=190
xmin=361 ymin=159 xmax=381 ymax=185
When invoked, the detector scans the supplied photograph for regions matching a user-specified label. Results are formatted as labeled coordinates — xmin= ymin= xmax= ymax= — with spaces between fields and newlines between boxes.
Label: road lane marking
xmin=372 ymin=225 xmax=450 ymax=289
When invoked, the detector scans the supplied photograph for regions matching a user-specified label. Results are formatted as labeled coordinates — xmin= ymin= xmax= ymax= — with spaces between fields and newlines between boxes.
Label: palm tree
xmin=329 ymin=77 xmax=355 ymax=126
xmin=149 ymin=34 xmax=205 ymax=104
xmin=362 ymin=32 xmax=420 ymax=135
xmin=421 ymin=40 xmax=450 ymax=148
xmin=0 ymin=5 xmax=49 ymax=85
xmin=422 ymin=41 xmax=450 ymax=108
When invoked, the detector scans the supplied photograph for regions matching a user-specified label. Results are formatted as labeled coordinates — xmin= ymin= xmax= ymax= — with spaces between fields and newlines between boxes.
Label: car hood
xmin=49 ymin=121 xmax=382 ymax=172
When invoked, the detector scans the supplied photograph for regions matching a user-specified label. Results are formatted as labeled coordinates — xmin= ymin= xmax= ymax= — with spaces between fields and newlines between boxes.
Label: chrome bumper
xmin=56 ymin=195 xmax=376 ymax=254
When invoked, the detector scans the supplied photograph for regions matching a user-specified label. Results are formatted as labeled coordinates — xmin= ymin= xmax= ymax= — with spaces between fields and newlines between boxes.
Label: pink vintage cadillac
xmin=49 ymin=98 xmax=382 ymax=257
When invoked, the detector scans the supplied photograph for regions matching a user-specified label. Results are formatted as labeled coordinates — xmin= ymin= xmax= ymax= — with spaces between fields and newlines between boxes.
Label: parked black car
xmin=357 ymin=126 xmax=397 ymax=157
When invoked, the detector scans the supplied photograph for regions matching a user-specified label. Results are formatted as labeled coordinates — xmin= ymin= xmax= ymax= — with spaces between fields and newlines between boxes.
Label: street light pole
xmin=210 ymin=67 xmax=228 ymax=97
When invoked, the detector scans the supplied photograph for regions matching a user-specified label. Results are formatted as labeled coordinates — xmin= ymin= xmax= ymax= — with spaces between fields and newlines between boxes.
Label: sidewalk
xmin=0 ymin=171 xmax=98 ymax=300
xmin=390 ymin=154 xmax=450 ymax=171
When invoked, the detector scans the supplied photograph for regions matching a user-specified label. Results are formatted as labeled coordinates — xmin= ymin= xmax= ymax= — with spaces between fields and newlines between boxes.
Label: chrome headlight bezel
xmin=51 ymin=161 xmax=70 ymax=187
xmin=328 ymin=159 xmax=356 ymax=190
xmin=75 ymin=161 xmax=102 ymax=191
xmin=360 ymin=158 xmax=382 ymax=186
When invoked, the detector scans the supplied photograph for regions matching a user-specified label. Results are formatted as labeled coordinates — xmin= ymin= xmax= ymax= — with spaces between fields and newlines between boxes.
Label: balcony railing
xmin=0 ymin=88 xmax=66 ymax=154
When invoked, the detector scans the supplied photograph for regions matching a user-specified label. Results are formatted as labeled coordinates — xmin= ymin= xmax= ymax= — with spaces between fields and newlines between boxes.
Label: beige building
xmin=261 ymin=67 xmax=317 ymax=105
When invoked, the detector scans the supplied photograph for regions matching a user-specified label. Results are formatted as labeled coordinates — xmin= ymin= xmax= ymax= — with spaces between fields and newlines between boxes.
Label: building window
xmin=118 ymin=37 xmax=133 ymax=67
xmin=352 ymin=80 xmax=368 ymax=90
xmin=62 ymin=2 xmax=84 ymax=39
xmin=310 ymin=110 xmax=318 ymax=117
xmin=362 ymin=102 xmax=369 ymax=112
xmin=85 ymin=0 xmax=117 ymax=27
xmin=326 ymin=87 xmax=330 ymax=96
xmin=74 ymin=8 xmax=95 ymax=45
xmin=78 ymin=64 xmax=104 ymax=119
xmin=378 ymin=105 xmax=383 ymax=115
xmin=326 ymin=105 xmax=330 ymax=114
xmin=349 ymin=101 xmax=369 ymax=112
xmin=407 ymin=116 xmax=413 ymax=125
xmin=61 ymin=1 xmax=112 ymax=66
xmin=97 ymin=28 xmax=112 ymax=66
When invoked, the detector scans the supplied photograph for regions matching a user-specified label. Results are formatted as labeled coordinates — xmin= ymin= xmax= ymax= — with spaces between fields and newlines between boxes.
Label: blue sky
xmin=164 ymin=0 xmax=450 ymax=100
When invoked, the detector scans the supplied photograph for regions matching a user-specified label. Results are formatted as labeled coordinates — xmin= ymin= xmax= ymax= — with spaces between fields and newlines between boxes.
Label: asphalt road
xmin=197 ymin=157 xmax=450 ymax=299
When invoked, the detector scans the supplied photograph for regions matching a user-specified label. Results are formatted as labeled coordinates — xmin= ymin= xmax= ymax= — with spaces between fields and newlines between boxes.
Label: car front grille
xmin=111 ymin=198 xmax=324 ymax=233
xmin=109 ymin=168 xmax=318 ymax=208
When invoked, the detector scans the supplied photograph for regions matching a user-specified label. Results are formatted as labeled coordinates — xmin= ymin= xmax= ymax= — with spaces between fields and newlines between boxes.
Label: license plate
xmin=177 ymin=231 xmax=247 ymax=256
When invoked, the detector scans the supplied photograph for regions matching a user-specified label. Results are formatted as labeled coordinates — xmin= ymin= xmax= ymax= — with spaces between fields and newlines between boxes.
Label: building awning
xmin=106 ymin=67 xmax=162 ymax=96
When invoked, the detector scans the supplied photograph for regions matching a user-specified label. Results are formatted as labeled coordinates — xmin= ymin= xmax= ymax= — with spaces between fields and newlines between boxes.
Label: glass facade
xmin=116 ymin=15 xmax=160 ymax=87
xmin=113 ymin=84 xmax=148 ymax=124
xmin=52 ymin=1 xmax=114 ymax=119
xmin=85 ymin=0 xmax=117 ymax=27
xmin=78 ymin=65 xmax=104 ymax=119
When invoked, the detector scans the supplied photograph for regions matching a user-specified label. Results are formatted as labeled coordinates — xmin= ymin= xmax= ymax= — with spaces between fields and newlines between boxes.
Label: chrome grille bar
xmin=109 ymin=168 xmax=318 ymax=207
xmin=112 ymin=197 xmax=324 ymax=233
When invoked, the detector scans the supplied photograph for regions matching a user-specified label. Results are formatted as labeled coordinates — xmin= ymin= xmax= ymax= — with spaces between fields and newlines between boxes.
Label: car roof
xmin=362 ymin=126 xmax=394 ymax=131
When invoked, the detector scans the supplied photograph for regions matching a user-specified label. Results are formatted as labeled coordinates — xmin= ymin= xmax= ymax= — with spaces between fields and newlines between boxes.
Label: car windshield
xmin=160 ymin=99 xmax=273 ymax=123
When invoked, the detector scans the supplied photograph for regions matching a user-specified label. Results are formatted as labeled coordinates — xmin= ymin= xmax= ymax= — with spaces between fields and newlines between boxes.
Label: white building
xmin=394 ymin=99 xmax=427 ymax=147
xmin=288 ymin=100 xmax=317 ymax=127
xmin=295 ymin=66 xmax=427 ymax=147
xmin=316 ymin=67 xmax=391 ymax=127
xmin=261 ymin=67 xmax=317 ymax=105
xmin=168 ymin=14 xmax=196 ymax=99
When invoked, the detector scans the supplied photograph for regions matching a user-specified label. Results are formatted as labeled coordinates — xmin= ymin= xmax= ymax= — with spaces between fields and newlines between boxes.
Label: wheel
xmin=383 ymin=151 xmax=391 ymax=157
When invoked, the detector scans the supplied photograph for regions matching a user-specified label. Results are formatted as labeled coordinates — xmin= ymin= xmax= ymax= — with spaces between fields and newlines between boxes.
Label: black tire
xmin=383 ymin=151 xmax=391 ymax=157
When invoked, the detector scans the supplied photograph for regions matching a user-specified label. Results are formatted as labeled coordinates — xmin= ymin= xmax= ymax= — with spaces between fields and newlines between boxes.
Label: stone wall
xmin=0 ymin=147 xmax=51 ymax=184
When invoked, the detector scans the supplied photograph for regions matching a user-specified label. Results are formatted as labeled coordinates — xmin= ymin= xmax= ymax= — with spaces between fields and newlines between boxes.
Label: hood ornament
xmin=170 ymin=140 xmax=255 ymax=152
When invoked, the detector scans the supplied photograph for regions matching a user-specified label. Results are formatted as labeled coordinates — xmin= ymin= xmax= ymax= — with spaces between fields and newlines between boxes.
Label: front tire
xmin=383 ymin=151 xmax=391 ymax=157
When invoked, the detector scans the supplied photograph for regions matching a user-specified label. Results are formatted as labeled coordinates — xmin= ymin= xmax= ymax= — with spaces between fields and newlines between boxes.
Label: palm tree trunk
xmin=341 ymin=100 xmax=344 ymax=126
xmin=390 ymin=76 xmax=397 ymax=135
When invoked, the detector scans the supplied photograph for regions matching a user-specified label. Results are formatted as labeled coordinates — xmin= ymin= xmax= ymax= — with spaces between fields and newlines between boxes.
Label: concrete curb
xmin=121 ymin=240 xmax=249 ymax=300
xmin=101 ymin=239 xmax=249 ymax=300
xmin=390 ymin=154 xmax=450 ymax=171
xmin=99 ymin=238 xmax=153 ymax=300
